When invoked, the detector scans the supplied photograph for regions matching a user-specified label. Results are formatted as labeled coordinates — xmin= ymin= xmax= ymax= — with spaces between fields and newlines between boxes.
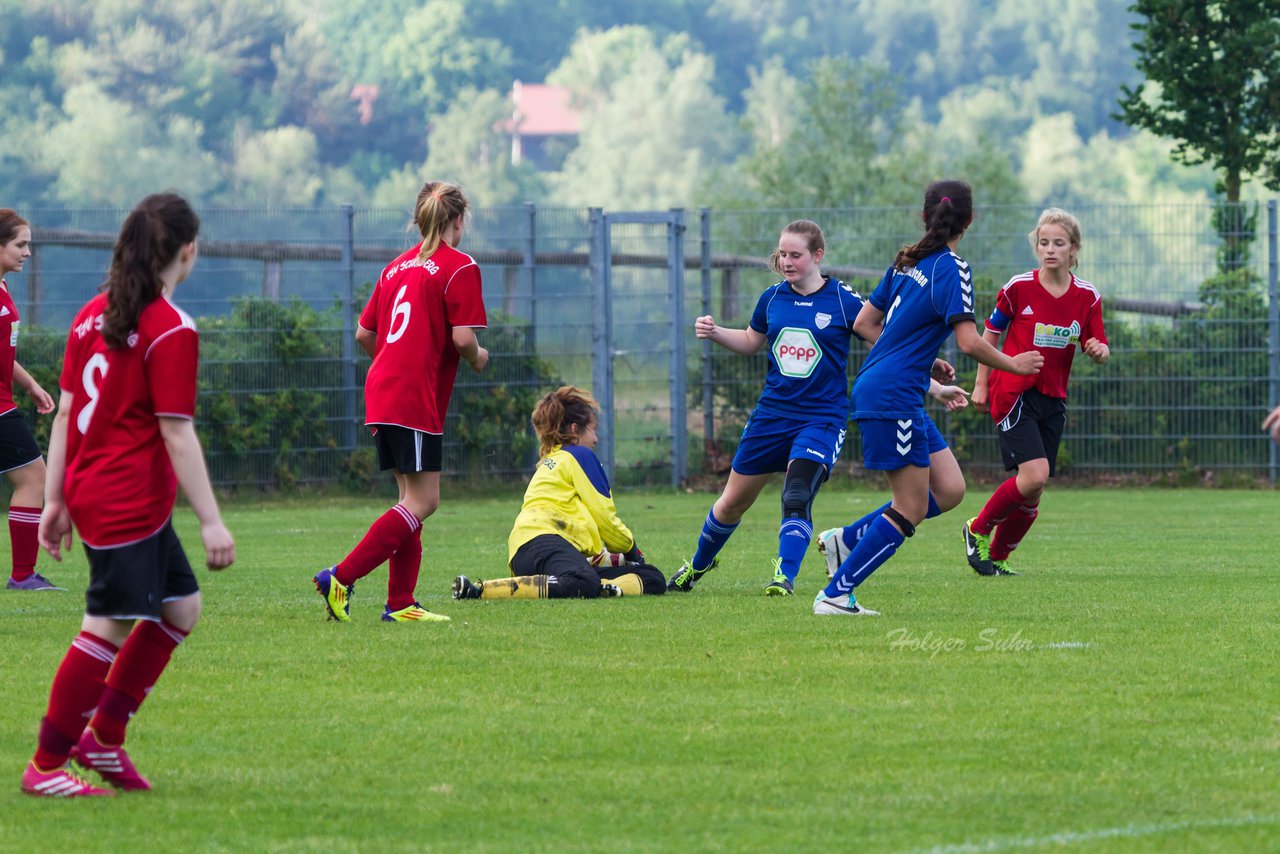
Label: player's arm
xmin=355 ymin=324 xmax=377 ymax=358
xmin=159 ymin=417 xmax=235 ymax=570
xmin=567 ymin=454 xmax=636 ymax=554
xmin=1264 ymin=406 xmax=1280 ymax=443
xmin=971 ymin=326 xmax=1003 ymax=410
xmin=12 ymin=361 xmax=54 ymax=414
xmin=38 ymin=390 xmax=74 ymax=560
xmin=451 ymin=326 xmax=488 ymax=372
xmin=852 ymin=301 xmax=885 ymax=343
xmin=694 ymin=315 xmax=766 ymax=355
xmin=954 ymin=320 xmax=1042 ymax=376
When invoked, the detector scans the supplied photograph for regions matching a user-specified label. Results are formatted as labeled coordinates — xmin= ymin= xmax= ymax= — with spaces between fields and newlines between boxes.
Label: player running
xmin=816 ymin=180 xmax=1043 ymax=616
xmin=962 ymin=208 xmax=1109 ymax=575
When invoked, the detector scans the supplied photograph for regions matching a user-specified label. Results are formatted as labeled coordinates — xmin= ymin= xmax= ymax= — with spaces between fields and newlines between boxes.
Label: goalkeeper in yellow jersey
xmin=452 ymin=386 xmax=665 ymax=600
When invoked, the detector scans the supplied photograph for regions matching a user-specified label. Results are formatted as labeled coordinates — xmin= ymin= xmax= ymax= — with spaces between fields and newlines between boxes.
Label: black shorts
xmin=0 ymin=410 xmax=42 ymax=474
xmin=83 ymin=521 xmax=199 ymax=620
xmin=996 ymin=388 xmax=1067 ymax=475
xmin=373 ymin=425 xmax=443 ymax=473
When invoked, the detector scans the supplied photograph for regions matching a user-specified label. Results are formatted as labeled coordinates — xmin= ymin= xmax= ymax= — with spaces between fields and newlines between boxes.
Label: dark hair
xmin=768 ymin=219 xmax=825 ymax=276
xmin=414 ymin=180 xmax=469 ymax=261
xmin=893 ymin=180 xmax=973 ymax=271
xmin=531 ymin=386 xmax=599 ymax=457
xmin=0 ymin=209 xmax=29 ymax=246
xmin=101 ymin=193 xmax=200 ymax=349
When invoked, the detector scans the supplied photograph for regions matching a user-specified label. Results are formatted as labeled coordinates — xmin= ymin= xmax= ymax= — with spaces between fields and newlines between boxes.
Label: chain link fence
xmin=11 ymin=201 xmax=1279 ymax=490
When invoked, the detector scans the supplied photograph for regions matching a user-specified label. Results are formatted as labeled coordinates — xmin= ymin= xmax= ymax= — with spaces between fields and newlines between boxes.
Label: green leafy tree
xmin=1117 ymin=1 xmax=1280 ymax=270
xmin=547 ymin=26 xmax=738 ymax=209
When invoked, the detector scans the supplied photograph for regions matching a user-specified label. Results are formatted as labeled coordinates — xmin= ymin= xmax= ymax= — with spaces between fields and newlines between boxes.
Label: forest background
xmin=0 ymin=0 xmax=1264 ymax=213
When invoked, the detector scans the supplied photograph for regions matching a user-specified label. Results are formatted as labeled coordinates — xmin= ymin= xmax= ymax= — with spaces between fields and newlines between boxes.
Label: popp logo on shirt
xmin=772 ymin=328 xmax=822 ymax=378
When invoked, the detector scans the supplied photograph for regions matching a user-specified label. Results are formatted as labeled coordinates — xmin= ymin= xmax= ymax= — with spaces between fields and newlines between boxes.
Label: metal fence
xmin=11 ymin=201 xmax=1280 ymax=490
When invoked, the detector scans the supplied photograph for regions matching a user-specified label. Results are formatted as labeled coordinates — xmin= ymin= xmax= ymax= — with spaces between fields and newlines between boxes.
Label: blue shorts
xmin=731 ymin=410 xmax=846 ymax=476
xmin=857 ymin=410 xmax=947 ymax=471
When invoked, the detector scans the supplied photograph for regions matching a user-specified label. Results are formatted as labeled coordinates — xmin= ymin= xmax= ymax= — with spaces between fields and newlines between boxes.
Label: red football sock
xmin=990 ymin=502 xmax=1040 ymax=561
xmin=973 ymin=477 xmax=1026 ymax=535
xmin=386 ymin=527 xmax=423 ymax=612
xmin=335 ymin=504 xmax=421 ymax=585
xmin=33 ymin=632 xmax=118 ymax=769
xmin=8 ymin=504 xmax=41 ymax=581
xmin=90 ymin=620 xmax=189 ymax=747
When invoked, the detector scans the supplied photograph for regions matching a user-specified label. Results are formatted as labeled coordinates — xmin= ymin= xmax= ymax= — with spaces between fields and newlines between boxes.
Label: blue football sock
xmin=840 ymin=493 xmax=941 ymax=550
xmin=691 ymin=509 xmax=737 ymax=571
xmin=777 ymin=518 xmax=811 ymax=583
xmin=823 ymin=515 xmax=906 ymax=598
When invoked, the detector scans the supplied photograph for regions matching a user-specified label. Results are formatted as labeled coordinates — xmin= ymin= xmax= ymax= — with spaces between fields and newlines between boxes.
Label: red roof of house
xmin=503 ymin=81 xmax=581 ymax=136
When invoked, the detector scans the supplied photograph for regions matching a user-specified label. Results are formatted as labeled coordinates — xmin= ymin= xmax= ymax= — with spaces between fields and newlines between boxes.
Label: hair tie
xmin=941 ymin=196 xmax=952 ymax=203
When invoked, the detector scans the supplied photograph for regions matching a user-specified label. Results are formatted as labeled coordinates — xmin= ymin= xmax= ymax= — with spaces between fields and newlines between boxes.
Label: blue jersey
xmin=851 ymin=248 xmax=975 ymax=420
xmin=748 ymin=277 xmax=864 ymax=423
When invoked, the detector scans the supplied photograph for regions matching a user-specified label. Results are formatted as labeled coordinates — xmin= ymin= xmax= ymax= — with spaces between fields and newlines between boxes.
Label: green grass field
xmin=1 ymin=486 xmax=1277 ymax=852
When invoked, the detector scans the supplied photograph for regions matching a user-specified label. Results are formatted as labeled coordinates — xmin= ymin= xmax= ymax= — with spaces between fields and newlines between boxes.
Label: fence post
xmin=524 ymin=202 xmax=537 ymax=352
xmin=1268 ymin=200 xmax=1278 ymax=485
xmin=25 ymin=246 xmax=40 ymax=326
xmin=589 ymin=208 xmax=615 ymax=477
xmin=700 ymin=208 xmax=713 ymax=479
xmin=340 ymin=204 xmax=357 ymax=452
xmin=668 ymin=208 xmax=688 ymax=487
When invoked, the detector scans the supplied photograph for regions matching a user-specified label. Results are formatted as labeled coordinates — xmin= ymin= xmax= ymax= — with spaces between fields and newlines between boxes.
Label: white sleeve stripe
xmin=443 ymin=262 xmax=478 ymax=293
xmin=144 ymin=325 xmax=195 ymax=360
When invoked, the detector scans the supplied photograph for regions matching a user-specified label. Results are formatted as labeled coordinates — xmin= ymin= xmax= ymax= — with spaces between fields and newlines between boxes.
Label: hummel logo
xmin=1022 ymin=305 xmax=1034 ymax=315
xmin=805 ymin=448 xmax=824 ymax=457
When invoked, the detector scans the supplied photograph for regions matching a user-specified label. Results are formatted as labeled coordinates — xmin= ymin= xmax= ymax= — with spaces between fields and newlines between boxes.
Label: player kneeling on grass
xmin=23 ymin=194 xmax=235 ymax=797
xmin=453 ymin=386 xmax=665 ymax=600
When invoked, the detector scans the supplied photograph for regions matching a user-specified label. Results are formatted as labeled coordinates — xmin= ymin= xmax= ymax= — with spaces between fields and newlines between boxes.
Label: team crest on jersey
xmin=1033 ymin=320 xmax=1080 ymax=349
xmin=814 ymin=312 xmax=831 ymax=330
xmin=542 ymin=458 xmax=557 ymax=470
xmin=772 ymin=327 xmax=822 ymax=378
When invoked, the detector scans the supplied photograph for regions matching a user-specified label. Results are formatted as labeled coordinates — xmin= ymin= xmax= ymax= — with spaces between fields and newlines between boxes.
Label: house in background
xmin=503 ymin=81 xmax=581 ymax=170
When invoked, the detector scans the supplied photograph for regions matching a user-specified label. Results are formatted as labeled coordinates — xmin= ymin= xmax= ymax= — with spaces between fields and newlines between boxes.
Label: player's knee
xmin=558 ymin=566 xmax=601 ymax=598
xmin=632 ymin=565 xmax=667 ymax=595
xmin=781 ymin=459 xmax=826 ymax=520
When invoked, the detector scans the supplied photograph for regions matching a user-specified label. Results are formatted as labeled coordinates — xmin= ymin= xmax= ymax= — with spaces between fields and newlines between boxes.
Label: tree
xmin=1117 ymin=1 xmax=1280 ymax=204
xmin=547 ymin=27 xmax=737 ymax=209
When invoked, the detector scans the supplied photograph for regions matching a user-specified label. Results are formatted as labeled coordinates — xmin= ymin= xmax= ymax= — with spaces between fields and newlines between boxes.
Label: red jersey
xmin=359 ymin=241 xmax=486 ymax=433
xmin=0 ymin=283 xmax=20 ymax=416
xmin=985 ymin=270 xmax=1107 ymax=423
xmin=60 ymin=292 xmax=199 ymax=548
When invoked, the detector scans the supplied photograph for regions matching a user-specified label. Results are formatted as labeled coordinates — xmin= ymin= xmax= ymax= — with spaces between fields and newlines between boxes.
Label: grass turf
xmin=1 ymin=486 xmax=1277 ymax=852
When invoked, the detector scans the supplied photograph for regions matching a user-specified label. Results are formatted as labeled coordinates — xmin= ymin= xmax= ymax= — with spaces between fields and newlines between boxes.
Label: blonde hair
xmin=531 ymin=386 xmax=599 ymax=457
xmin=1028 ymin=207 xmax=1082 ymax=270
xmin=414 ymin=180 xmax=469 ymax=261
xmin=769 ymin=219 xmax=825 ymax=277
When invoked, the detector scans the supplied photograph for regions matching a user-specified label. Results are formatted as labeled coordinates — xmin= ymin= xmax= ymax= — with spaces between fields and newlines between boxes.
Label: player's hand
xmin=1083 ymin=338 xmax=1109 ymax=364
xmin=1010 ymin=351 xmax=1044 ymax=375
xmin=931 ymin=358 xmax=956 ymax=384
xmin=31 ymin=385 xmax=55 ymax=415
xmin=694 ymin=315 xmax=718 ymax=340
xmin=623 ymin=543 xmax=645 ymax=565
xmin=38 ymin=502 xmax=73 ymax=561
xmin=971 ymin=383 xmax=989 ymax=412
xmin=1264 ymin=406 xmax=1280 ymax=443
xmin=930 ymin=384 xmax=969 ymax=412
xmin=201 ymin=521 xmax=236 ymax=570
xmin=469 ymin=347 xmax=489 ymax=372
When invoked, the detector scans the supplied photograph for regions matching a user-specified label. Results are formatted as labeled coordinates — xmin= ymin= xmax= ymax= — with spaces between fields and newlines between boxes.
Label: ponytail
xmin=893 ymin=180 xmax=973 ymax=271
xmin=101 ymin=193 xmax=199 ymax=349
xmin=414 ymin=180 xmax=469 ymax=261
xmin=531 ymin=386 xmax=599 ymax=457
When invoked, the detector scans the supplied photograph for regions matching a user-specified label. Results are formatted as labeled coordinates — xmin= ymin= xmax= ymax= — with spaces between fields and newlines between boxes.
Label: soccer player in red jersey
xmin=963 ymin=208 xmax=1109 ymax=576
xmin=314 ymin=180 xmax=488 ymax=623
xmin=23 ymin=193 xmax=235 ymax=797
xmin=0 ymin=210 xmax=59 ymax=591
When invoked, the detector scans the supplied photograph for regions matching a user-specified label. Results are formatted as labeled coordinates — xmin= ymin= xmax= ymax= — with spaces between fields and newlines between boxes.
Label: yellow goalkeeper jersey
xmin=507 ymin=443 xmax=635 ymax=564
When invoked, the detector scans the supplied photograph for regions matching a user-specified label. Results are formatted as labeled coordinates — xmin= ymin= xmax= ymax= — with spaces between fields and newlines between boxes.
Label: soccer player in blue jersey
xmin=669 ymin=220 xmax=965 ymax=597
xmin=814 ymin=180 xmax=1044 ymax=616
